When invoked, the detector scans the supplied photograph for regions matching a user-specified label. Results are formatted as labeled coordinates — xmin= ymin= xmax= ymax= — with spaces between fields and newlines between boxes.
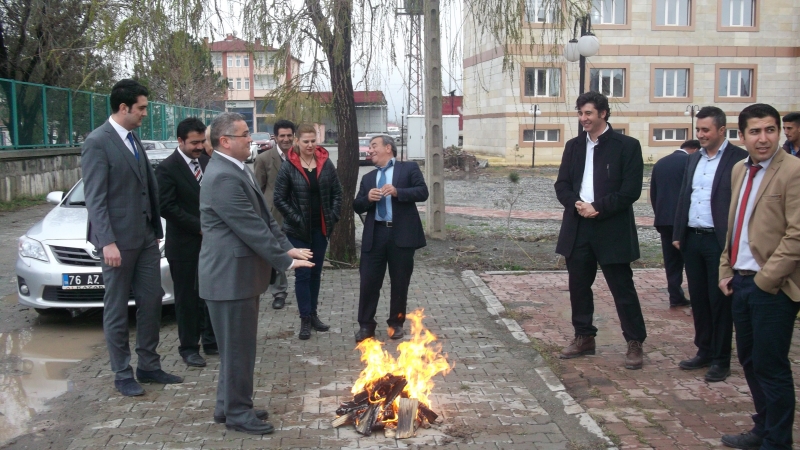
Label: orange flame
xmin=351 ymin=309 xmax=453 ymax=407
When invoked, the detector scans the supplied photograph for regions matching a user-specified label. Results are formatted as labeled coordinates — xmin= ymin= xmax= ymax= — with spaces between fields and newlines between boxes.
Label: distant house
xmin=314 ymin=91 xmax=388 ymax=142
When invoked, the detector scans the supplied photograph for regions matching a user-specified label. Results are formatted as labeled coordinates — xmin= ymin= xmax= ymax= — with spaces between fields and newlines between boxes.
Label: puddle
xmin=0 ymin=299 xmax=104 ymax=443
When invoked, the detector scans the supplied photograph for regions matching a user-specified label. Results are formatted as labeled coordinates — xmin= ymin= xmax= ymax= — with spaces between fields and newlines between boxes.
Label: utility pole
xmin=424 ymin=0 xmax=444 ymax=239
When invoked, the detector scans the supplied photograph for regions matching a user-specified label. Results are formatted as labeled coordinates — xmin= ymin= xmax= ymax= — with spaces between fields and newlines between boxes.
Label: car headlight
xmin=19 ymin=236 xmax=49 ymax=262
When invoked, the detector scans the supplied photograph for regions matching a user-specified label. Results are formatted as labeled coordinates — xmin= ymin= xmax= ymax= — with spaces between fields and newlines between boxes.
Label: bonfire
xmin=332 ymin=309 xmax=453 ymax=438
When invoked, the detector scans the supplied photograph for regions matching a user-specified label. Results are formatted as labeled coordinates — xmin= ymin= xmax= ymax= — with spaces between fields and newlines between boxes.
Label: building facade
xmin=462 ymin=0 xmax=800 ymax=165
xmin=209 ymin=34 xmax=301 ymax=133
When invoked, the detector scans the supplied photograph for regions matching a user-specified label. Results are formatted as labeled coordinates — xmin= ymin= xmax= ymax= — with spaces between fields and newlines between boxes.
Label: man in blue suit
xmin=353 ymin=135 xmax=429 ymax=342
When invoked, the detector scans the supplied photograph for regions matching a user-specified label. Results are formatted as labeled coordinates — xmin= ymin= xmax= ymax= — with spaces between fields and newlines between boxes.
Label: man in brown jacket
xmin=253 ymin=119 xmax=295 ymax=309
xmin=718 ymin=103 xmax=800 ymax=450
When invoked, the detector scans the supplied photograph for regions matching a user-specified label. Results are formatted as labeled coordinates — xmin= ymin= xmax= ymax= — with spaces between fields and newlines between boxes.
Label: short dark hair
xmin=575 ymin=91 xmax=611 ymax=120
xmin=110 ymin=79 xmax=149 ymax=113
xmin=210 ymin=112 xmax=246 ymax=149
xmin=176 ymin=117 xmax=207 ymax=141
xmin=680 ymin=139 xmax=701 ymax=150
xmin=695 ymin=106 xmax=726 ymax=129
xmin=371 ymin=135 xmax=397 ymax=157
xmin=738 ymin=103 xmax=781 ymax=133
xmin=273 ymin=119 xmax=296 ymax=135
xmin=782 ymin=112 xmax=800 ymax=125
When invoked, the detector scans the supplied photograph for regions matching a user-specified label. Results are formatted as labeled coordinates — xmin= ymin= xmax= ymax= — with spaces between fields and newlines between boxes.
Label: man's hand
xmin=380 ymin=184 xmax=397 ymax=197
xmin=672 ymin=241 xmax=680 ymax=250
xmin=719 ymin=277 xmax=734 ymax=296
xmin=103 ymin=242 xmax=122 ymax=267
xmin=291 ymin=259 xmax=315 ymax=269
xmin=368 ymin=188 xmax=383 ymax=202
xmin=288 ymin=248 xmax=313 ymax=260
xmin=575 ymin=201 xmax=599 ymax=218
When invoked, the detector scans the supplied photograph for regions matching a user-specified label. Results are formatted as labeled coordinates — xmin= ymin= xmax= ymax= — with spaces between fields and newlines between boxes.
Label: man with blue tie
xmin=353 ymin=135 xmax=429 ymax=342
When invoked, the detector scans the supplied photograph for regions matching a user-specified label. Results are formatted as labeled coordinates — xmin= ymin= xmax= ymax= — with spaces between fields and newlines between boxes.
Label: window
xmin=727 ymin=128 xmax=739 ymax=140
xmin=235 ymin=55 xmax=241 ymax=67
xmin=227 ymin=55 xmax=233 ymax=67
xmin=656 ymin=0 xmax=690 ymax=26
xmin=655 ymin=68 xmax=688 ymax=98
xmin=525 ymin=0 xmax=559 ymax=23
xmin=227 ymin=78 xmax=234 ymax=90
xmin=590 ymin=68 xmax=625 ymax=98
xmin=719 ymin=68 xmax=752 ymax=97
xmin=244 ymin=55 xmax=249 ymax=67
xmin=721 ymin=0 xmax=754 ymax=27
xmin=653 ymin=128 xmax=688 ymax=141
xmin=236 ymin=78 xmax=242 ymax=90
xmin=244 ymin=78 xmax=250 ymax=90
xmin=213 ymin=54 xmax=222 ymax=67
xmin=254 ymin=75 xmax=279 ymax=90
xmin=523 ymin=129 xmax=560 ymax=142
xmin=592 ymin=0 xmax=625 ymax=25
xmin=524 ymin=68 xmax=561 ymax=97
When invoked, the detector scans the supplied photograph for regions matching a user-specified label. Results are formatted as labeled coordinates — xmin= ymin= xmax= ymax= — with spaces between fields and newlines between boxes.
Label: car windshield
xmin=251 ymin=133 xmax=271 ymax=140
xmin=64 ymin=180 xmax=86 ymax=206
xmin=359 ymin=139 xmax=370 ymax=146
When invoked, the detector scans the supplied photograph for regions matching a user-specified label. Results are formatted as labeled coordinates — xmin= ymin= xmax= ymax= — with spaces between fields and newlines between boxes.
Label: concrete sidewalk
xmin=30 ymin=266 xmax=612 ymax=450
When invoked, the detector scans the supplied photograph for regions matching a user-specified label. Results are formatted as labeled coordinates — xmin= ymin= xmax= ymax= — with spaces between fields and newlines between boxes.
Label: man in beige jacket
xmin=718 ymin=103 xmax=800 ymax=450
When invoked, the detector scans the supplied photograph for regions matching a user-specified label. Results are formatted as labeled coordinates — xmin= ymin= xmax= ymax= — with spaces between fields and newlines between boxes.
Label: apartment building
xmin=462 ymin=0 xmax=800 ymax=164
xmin=209 ymin=34 xmax=301 ymax=133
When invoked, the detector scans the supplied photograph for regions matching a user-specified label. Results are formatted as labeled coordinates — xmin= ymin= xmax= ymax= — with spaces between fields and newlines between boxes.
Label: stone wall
xmin=0 ymin=148 xmax=82 ymax=202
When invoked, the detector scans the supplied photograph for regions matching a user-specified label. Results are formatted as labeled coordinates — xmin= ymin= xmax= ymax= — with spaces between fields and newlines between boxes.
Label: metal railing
xmin=0 ymin=78 xmax=221 ymax=150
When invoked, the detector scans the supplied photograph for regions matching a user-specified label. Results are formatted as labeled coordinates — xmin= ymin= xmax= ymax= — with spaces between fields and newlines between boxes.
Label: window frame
xmin=518 ymin=123 xmax=565 ymax=149
xmin=585 ymin=63 xmax=630 ymax=102
xmin=715 ymin=64 xmax=757 ymax=103
xmin=227 ymin=55 xmax=233 ymax=67
xmin=650 ymin=64 xmax=693 ymax=103
xmin=651 ymin=0 xmax=695 ymax=31
xmin=235 ymin=55 xmax=241 ymax=67
xmin=718 ymin=0 xmax=759 ymax=31
xmin=649 ymin=123 xmax=691 ymax=147
xmin=244 ymin=55 xmax=250 ymax=67
xmin=591 ymin=0 xmax=631 ymax=30
xmin=236 ymin=78 xmax=242 ymax=90
xmin=520 ymin=64 xmax=565 ymax=103
xmin=213 ymin=54 xmax=222 ymax=67
xmin=244 ymin=78 xmax=250 ymax=90
xmin=523 ymin=0 xmax=563 ymax=28
xmin=227 ymin=78 xmax=234 ymax=90
xmin=726 ymin=128 xmax=740 ymax=141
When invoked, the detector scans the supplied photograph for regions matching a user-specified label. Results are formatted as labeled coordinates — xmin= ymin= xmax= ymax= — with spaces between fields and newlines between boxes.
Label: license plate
xmin=62 ymin=273 xmax=104 ymax=290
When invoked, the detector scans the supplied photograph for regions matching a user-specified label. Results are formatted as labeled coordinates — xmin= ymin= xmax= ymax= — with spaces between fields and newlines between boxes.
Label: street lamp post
xmin=529 ymin=104 xmax=541 ymax=168
xmin=563 ymin=15 xmax=600 ymax=96
xmin=685 ymin=104 xmax=700 ymax=134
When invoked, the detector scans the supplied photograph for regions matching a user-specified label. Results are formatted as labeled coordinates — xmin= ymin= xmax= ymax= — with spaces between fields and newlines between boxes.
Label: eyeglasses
xmin=222 ymin=132 xmax=251 ymax=139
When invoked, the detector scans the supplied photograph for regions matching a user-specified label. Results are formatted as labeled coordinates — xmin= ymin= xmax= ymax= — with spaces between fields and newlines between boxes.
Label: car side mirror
xmin=46 ymin=191 xmax=64 ymax=205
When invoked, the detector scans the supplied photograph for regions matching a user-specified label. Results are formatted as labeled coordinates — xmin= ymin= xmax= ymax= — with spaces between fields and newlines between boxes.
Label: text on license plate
xmin=62 ymin=273 xmax=104 ymax=290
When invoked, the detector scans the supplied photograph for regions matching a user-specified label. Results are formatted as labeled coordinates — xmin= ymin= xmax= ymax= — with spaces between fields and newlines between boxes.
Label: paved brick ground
xmin=481 ymin=269 xmax=800 ymax=449
xmin=34 ymin=266 xmax=611 ymax=450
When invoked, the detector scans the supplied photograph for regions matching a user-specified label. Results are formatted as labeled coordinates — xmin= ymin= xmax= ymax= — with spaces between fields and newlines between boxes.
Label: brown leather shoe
xmin=625 ymin=341 xmax=643 ymax=370
xmin=559 ymin=335 xmax=596 ymax=359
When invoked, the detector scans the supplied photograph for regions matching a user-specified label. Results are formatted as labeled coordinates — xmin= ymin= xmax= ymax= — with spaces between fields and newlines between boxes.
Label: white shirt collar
xmin=216 ymin=150 xmax=245 ymax=170
xmin=108 ymin=116 xmax=131 ymax=142
xmin=746 ymin=149 xmax=778 ymax=171
xmin=177 ymin=148 xmax=197 ymax=166
xmin=586 ymin=124 xmax=610 ymax=145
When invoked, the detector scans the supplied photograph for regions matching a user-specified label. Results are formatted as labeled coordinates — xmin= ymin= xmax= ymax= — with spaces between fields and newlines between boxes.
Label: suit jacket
xmin=650 ymin=150 xmax=689 ymax=227
xmin=155 ymin=149 xmax=209 ymax=261
xmin=672 ymin=143 xmax=748 ymax=249
xmin=253 ymin=147 xmax=285 ymax=224
xmin=554 ymin=125 xmax=643 ymax=264
xmin=353 ymin=161 xmax=428 ymax=252
xmin=81 ymin=120 xmax=163 ymax=251
xmin=719 ymin=150 xmax=800 ymax=301
xmin=198 ymin=153 xmax=294 ymax=301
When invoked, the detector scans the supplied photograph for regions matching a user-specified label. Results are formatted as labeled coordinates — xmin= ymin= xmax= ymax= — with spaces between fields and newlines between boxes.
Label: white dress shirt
xmin=374 ymin=157 xmax=396 ymax=221
xmin=731 ymin=152 xmax=777 ymax=271
xmin=688 ymin=140 xmax=729 ymax=228
xmin=108 ymin=116 xmax=137 ymax=156
xmin=579 ymin=125 xmax=609 ymax=203
xmin=178 ymin=148 xmax=203 ymax=176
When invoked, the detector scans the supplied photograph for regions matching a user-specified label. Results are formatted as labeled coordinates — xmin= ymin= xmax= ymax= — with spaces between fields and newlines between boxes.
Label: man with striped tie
xmin=156 ymin=117 xmax=217 ymax=368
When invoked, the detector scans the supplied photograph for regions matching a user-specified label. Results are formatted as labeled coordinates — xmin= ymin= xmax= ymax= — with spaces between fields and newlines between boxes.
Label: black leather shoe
xmin=183 ymin=353 xmax=207 ymax=367
xmin=670 ymin=298 xmax=691 ymax=307
xmin=679 ymin=355 xmax=712 ymax=370
xmin=225 ymin=420 xmax=275 ymax=435
xmin=705 ymin=365 xmax=731 ymax=382
xmin=309 ymin=314 xmax=330 ymax=331
xmin=136 ymin=368 xmax=184 ymax=384
xmin=389 ymin=326 xmax=404 ymax=339
xmin=721 ymin=431 xmax=763 ymax=449
xmin=299 ymin=316 xmax=312 ymax=340
xmin=204 ymin=346 xmax=219 ymax=356
xmin=114 ymin=378 xmax=145 ymax=397
xmin=272 ymin=295 xmax=286 ymax=310
xmin=355 ymin=326 xmax=376 ymax=342
xmin=214 ymin=409 xmax=269 ymax=424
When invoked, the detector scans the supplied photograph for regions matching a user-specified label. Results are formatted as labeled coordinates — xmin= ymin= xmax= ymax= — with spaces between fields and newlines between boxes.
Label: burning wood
xmin=332 ymin=310 xmax=453 ymax=438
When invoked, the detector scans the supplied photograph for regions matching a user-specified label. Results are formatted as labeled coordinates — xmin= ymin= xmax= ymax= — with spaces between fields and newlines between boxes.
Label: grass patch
xmin=528 ymin=336 xmax=564 ymax=377
xmin=0 ymin=195 xmax=47 ymax=212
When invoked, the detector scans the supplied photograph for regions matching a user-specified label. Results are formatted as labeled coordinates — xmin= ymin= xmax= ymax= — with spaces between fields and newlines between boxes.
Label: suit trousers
xmin=683 ymin=232 xmax=732 ymax=365
xmin=167 ymin=259 xmax=216 ymax=356
xmin=358 ymin=224 xmax=416 ymax=328
xmin=101 ymin=225 xmax=162 ymax=380
xmin=655 ymin=226 xmax=687 ymax=304
xmin=206 ymin=296 xmax=261 ymax=427
xmin=287 ymin=229 xmax=328 ymax=317
xmin=565 ymin=218 xmax=647 ymax=342
xmin=731 ymin=274 xmax=800 ymax=449
xmin=267 ymin=270 xmax=288 ymax=298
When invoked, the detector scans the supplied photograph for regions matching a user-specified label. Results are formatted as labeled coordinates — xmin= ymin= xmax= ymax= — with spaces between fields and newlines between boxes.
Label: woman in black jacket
xmin=274 ymin=123 xmax=343 ymax=339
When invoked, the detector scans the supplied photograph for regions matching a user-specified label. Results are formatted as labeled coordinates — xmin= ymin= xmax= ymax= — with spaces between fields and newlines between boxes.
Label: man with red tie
xmin=718 ymin=103 xmax=800 ymax=450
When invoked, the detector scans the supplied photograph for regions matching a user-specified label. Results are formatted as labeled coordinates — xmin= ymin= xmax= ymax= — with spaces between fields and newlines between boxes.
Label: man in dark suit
xmin=82 ymin=79 xmax=183 ymax=396
xmin=650 ymin=140 xmax=700 ymax=307
xmin=554 ymin=92 xmax=647 ymax=370
xmin=672 ymin=106 xmax=748 ymax=382
xmin=781 ymin=111 xmax=800 ymax=157
xmin=155 ymin=118 xmax=217 ymax=368
xmin=353 ymin=135 xmax=429 ymax=342
xmin=253 ymin=119 xmax=294 ymax=309
xmin=199 ymin=112 xmax=313 ymax=434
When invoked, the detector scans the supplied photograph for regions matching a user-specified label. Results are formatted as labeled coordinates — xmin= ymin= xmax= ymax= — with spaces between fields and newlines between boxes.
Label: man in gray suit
xmin=82 ymin=79 xmax=183 ymax=397
xmin=199 ymin=112 xmax=313 ymax=434
xmin=254 ymin=119 xmax=295 ymax=309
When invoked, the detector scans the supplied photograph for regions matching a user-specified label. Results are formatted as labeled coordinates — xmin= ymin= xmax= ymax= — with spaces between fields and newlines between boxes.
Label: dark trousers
xmin=287 ymin=229 xmax=328 ymax=318
xmin=358 ymin=224 xmax=416 ymax=328
xmin=655 ymin=225 xmax=687 ymax=304
xmin=731 ymin=274 xmax=800 ymax=449
xmin=167 ymin=259 xmax=216 ymax=356
xmin=565 ymin=218 xmax=647 ymax=342
xmin=683 ymin=232 xmax=732 ymax=366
